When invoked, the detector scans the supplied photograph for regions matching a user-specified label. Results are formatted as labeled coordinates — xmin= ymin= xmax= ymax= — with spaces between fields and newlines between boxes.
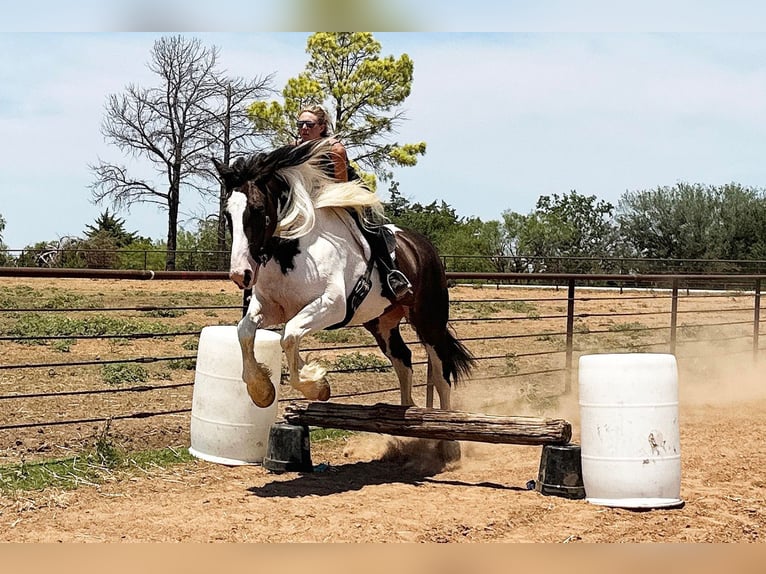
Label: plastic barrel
xmin=578 ymin=353 xmax=683 ymax=509
xmin=189 ymin=326 xmax=281 ymax=465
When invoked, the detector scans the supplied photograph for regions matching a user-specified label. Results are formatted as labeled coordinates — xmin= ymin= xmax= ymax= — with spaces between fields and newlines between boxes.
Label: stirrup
xmin=387 ymin=269 xmax=412 ymax=300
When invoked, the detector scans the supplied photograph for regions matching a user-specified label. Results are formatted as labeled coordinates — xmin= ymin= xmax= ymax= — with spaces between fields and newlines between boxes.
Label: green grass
xmin=457 ymin=302 xmax=502 ymax=318
xmin=0 ymin=446 xmax=194 ymax=494
xmin=332 ymin=352 xmax=391 ymax=372
xmin=310 ymin=329 xmax=372 ymax=345
xmin=142 ymin=308 xmax=187 ymax=318
xmin=607 ymin=321 xmax=649 ymax=333
xmin=168 ymin=358 xmax=197 ymax=370
xmin=2 ymin=313 xmax=203 ymax=345
xmin=101 ymin=363 xmax=149 ymax=385
xmin=309 ymin=428 xmax=354 ymax=442
xmin=0 ymin=286 xmax=100 ymax=310
xmin=509 ymin=300 xmax=538 ymax=314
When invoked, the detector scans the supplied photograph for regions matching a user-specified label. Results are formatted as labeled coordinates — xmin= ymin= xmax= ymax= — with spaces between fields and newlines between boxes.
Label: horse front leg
xmin=236 ymin=306 xmax=276 ymax=408
xmin=282 ymin=294 xmax=345 ymax=402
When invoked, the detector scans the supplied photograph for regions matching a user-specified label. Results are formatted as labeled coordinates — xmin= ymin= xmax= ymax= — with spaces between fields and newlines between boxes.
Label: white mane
xmin=273 ymin=142 xmax=385 ymax=239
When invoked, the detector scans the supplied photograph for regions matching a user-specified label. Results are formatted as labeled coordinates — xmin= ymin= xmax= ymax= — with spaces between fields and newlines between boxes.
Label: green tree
xmin=712 ymin=183 xmax=766 ymax=263
xmin=118 ymin=237 xmax=166 ymax=270
xmin=618 ymin=183 xmax=717 ymax=264
xmin=175 ymin=218 xmax=227 ymax=271
xmin=84 ymin=209 xmax=138 ymax=248
xmin=247 ymin=32 xmax=426 ymax=187
xmin=0 ymin=213 xmax=11 ymax=266
xmin=499 ymin=210 xmax=534 ymax=272
xmin=440 ymin=218 xmax=499 ymax=273
xmin=618 ymin=182 xmax=766 ymax=271
xmin=512 ymin=191 xmax=619 ymax=273
xmin=386 ymin=197 xmax=461 ymax=250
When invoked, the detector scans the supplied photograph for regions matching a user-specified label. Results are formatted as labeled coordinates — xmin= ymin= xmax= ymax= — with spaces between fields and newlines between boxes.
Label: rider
xmin=296 ymin=105 xmax=413 ymax=301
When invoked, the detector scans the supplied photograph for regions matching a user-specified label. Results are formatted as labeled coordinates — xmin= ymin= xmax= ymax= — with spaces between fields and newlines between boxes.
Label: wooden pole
xmin=283 ymin=402 xmax=572 ymax=446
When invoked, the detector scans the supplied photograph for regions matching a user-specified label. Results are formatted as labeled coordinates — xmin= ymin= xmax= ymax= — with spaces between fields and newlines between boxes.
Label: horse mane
xmin=268 ymin=140 xmax=386 ymax=239
xmin=222 ymin=140 xmax=386 ymax=239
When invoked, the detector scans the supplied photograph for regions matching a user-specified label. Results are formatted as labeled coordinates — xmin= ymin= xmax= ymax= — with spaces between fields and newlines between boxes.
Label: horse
xmin=212 ymin=139 xmax=475 ymax=411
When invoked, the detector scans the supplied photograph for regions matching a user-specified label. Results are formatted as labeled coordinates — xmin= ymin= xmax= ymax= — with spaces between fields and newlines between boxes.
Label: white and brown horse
xmin=213 ymin=140 xmax=474 ymax=410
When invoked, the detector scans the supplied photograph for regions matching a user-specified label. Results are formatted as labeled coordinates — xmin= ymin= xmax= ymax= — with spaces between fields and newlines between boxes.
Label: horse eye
xmin=264 ymin=215 xmax=271 ymax=227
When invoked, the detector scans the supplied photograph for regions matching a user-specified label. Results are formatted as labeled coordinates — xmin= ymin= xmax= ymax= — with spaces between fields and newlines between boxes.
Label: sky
xmin=2 ymin=2 xmax=766 ymax=250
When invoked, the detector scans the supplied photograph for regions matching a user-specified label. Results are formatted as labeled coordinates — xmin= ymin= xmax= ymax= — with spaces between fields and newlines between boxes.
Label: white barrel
xmin=578 ymin=353 xmax=682 ymax=508
xmin=189 ymin=326 xmax=281 ymax=465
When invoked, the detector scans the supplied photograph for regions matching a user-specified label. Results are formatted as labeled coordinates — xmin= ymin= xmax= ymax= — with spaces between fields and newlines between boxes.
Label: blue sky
xmin=2 ymin=5 xmax=766 ymax=249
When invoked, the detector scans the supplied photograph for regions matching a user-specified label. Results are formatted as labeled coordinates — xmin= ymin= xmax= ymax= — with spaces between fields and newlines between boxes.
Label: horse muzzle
xmin=229 ymin=265 xmax=259 ymax=289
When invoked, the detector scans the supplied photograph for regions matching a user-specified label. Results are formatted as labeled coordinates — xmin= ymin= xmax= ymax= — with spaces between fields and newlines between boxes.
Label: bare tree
xmin=203 ymin=75 xmax=275 ymax=268
xmin=90 ymin=35 xmax=273 ymax=271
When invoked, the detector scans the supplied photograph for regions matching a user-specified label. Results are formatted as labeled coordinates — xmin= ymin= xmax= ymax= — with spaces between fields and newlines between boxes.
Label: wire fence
xmin=0 ymin=268 xmax=763 ymax=463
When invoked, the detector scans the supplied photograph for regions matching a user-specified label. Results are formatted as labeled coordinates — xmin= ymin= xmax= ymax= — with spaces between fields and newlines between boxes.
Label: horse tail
xmin=443 ymin=328 xmax=476 ymax=386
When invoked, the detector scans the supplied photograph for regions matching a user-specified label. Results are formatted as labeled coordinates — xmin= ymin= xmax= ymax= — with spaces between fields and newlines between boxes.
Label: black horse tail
xmin=443 ymin=329 xmax=476 ymax=386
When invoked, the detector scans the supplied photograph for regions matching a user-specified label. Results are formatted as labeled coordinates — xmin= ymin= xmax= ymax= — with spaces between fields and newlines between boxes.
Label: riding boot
xmin=386 ymin=269 xmax=413 ymax=301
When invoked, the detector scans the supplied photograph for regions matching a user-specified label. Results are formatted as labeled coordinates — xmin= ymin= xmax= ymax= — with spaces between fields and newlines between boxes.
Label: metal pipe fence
xmin=5 ymin=248 xmax=766 ymax=275
xmin=0 ymin=268 xmax=763 ymax=462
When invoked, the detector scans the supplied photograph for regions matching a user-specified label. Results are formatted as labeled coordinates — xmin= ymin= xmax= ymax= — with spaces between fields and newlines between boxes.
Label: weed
xmin=504 ymin=352 xmax=519 ymax=374
xmin=101 ymin=363 xmax=148 ymax=385
xmin=181 ymin=338 xmax=199 ymax=351
xmin=608 ymin=321 xmax=648 ymax=337
xmin=4 ymin=313 xmax=195 ymax=345
xmin=517 ymin=380 xmax=561 ymax=411
xmin=168 ymin=358 xmax=196 ymax=370
xmin=333 ymin=352 xmax=391 ymax=372
xmin=573 ymin=320 xmax=591 ymax=334
xmin=458 ymin=302 xmax=502 ymax=318
xmin=51 ymin=339 xmax=74 ymax=352
xmin=311 ymin=330 xmax=356 ymax=344
xmin=509 ymin=300 xmax=537 ymax=314
xmin=0 ymin=446 xmax=194 ymax=493
xmin=95 ymin=421 xmax=121 ymax=468
xmin=310 ymin=428 xmax=354 ymax=442
xmin=143 ymin=308 xmax=187 ymax=318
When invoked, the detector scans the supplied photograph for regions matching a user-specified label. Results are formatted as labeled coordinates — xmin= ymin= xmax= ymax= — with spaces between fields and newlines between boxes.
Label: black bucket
xmin=535 ymin=443 xmax=586 ymax=499
xmin=263 ymin=422 xmax=313 ymax=473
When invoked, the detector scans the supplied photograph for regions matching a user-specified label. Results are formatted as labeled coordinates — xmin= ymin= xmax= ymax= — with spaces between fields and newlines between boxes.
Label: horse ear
xmin=211 ymin=157 xmax=228 ymax=177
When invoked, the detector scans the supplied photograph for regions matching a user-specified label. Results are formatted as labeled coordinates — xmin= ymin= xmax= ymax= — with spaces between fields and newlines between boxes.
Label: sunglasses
xmin=297 ymin=120 xmax=318 ymax=129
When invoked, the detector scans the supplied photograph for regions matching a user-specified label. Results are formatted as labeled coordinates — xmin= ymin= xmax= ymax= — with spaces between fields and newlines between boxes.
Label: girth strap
xmin=326 ymin=256 xmax=376 ymax=330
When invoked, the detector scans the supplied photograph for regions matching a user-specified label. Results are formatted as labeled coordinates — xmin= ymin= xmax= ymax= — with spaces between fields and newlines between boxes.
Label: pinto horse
xmin=213 ymin=139 xmax=474 ymax=410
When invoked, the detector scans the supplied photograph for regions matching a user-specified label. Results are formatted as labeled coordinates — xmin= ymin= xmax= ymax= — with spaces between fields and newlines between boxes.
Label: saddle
xmin=327 ymin=217 xmax=406 ymax=330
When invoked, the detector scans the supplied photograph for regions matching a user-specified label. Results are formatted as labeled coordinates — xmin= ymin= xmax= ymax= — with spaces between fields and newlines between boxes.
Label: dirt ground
xmin=0 ymin=279 xmax=765 ymax=542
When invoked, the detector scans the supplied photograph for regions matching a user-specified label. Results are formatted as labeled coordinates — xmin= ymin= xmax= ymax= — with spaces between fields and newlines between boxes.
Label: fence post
xmin=754 ymin=279 xmax=761 ymax=361
xmin=670 ymin=278 xmax=679 ymax=355
xmin=565 ymin=278 xmax=576 ymax=394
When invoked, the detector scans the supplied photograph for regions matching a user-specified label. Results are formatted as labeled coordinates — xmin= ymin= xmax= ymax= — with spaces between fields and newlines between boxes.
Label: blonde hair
xmin=299 ymin=105 xmax=333 ymax=137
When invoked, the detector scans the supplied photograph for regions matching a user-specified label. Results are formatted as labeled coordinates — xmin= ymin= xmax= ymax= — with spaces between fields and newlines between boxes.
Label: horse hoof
xmin=246 ymin=381 xmax=276 ymax=408
xmin=316 ymin=385 xmax=331 ymax=402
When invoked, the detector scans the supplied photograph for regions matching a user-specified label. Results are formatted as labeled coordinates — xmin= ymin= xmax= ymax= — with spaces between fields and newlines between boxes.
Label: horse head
xmin=212 ymin=141 xmax=331 ymax=289
xmin=212 ymin=154 xmax=282 ymax=289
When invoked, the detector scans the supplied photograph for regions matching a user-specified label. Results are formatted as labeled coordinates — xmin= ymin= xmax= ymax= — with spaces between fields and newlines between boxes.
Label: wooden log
xmin=283 ymin=402 xmax=572 ymax=446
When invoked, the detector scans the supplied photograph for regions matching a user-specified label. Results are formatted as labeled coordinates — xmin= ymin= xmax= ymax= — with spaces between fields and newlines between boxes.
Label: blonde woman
xmin=295 ymin=105 xmax=412 ymax=300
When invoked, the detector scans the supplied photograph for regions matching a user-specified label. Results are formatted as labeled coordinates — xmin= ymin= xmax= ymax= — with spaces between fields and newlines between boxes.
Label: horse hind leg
xmin=424 ymin=344 xmax=452 ymax=410
xmin=364 ymin=315 xmax=414 ymax=406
